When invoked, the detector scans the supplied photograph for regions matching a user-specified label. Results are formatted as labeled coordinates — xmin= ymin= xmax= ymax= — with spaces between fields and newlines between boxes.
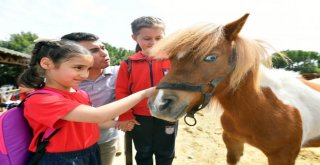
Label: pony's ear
xmin=223 ymin=13 xmax=249 ymax=41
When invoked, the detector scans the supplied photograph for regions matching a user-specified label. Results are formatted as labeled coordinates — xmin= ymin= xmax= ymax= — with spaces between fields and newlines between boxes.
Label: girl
xmin=116 ymin=16 xmax=178 ymax=165
xmin=18 ymin=40 xmax=154 ymax=165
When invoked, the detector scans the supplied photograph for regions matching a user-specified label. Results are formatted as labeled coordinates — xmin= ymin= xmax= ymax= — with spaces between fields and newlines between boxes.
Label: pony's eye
xmin=204 ymin=55 xmax=217 ymax=62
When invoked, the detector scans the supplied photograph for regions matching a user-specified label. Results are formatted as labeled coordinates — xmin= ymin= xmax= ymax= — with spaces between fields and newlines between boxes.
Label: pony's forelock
xmin=151 ymin=23 xmax=224 ymax=60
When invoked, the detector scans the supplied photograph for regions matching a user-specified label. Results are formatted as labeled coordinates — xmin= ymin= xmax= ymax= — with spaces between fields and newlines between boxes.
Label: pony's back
xmin=310 ymin=78 xmax=320 ymax=84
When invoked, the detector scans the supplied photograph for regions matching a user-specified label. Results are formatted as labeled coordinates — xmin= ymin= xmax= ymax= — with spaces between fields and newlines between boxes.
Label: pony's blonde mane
xmin=151 ymin=23 xmax=272 ymax=92
xmin=151 ymin=23 xmax=223 ymax=59
xmin=231 ymin=37 xmax=271 ymax=92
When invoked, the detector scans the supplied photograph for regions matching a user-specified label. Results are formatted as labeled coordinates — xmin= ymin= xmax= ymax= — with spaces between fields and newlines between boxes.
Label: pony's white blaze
xmin=260 ymin=66 xmax=320 ymax=146
xmin=153 ymin=89 xmax=165 ymax=107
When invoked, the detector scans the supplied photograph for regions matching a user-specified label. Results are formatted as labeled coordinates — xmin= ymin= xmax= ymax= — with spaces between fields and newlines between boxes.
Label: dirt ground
xmin=172 ymin=110 xmax=320 ymax=165
xmin=114 ymin=109 xmax=320 ymax=165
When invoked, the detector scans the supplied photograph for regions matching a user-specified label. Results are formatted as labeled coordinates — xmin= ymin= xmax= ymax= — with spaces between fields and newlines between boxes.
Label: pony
xmin=147 ymin=13 xmax=320 ymax=165
xmin=310 ymin=77 xmax=320 ymax=84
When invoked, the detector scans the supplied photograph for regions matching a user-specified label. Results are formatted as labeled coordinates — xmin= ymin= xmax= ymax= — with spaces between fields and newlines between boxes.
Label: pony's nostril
xmin=158 ymin=95 xmax=177 ymax=111
xmin=159 ymin=98 xmax=172 ymax=111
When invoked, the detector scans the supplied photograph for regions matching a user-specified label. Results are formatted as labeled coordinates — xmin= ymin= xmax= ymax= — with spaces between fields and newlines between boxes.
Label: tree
xmin=104 ymin=42 xmax=134 ymax=65
xmin=0 ymin=32 xmax=38 ymax=54
xmin=0 ymin=64 xmax=23 ymax=86
xmin=0 ymin=32 xmax=38 ymax=86
xmin=272 ymin=50 xmax=320 ymax=73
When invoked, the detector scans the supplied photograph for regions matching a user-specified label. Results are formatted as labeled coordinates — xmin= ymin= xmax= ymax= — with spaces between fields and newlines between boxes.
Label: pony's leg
xmin=267 ymin=148 xmax=300 ymax=165
xmin=222 ymin=131 xmax=244 ymax=165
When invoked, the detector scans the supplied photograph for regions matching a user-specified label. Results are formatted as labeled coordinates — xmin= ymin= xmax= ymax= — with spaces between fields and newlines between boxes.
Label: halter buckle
xmin=184 ymin=111 xmax=197 ymax=126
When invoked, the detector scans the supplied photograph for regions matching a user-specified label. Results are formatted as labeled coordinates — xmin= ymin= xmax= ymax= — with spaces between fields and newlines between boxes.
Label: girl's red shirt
xmin=24 ymin=86 xmax=99 ymax=152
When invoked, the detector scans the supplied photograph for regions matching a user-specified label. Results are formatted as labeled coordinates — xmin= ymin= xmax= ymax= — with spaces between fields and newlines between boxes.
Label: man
xmin=61 ymin=32 xmax=120 ymax=165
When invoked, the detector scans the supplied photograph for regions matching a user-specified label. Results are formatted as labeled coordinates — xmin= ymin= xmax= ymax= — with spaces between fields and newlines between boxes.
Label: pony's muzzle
xmin=157 ymin=95 xmax=177 ymax=111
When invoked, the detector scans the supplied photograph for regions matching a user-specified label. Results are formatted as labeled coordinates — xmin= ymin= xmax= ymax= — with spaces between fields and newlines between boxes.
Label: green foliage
xmin=0 ymin=32 xmax=38 ymax=54
xmin=0 ymin=32 xmax=38 ymax=86
xmin=0 ymin=64 xmax=24 ymax=86
xmin=104 ymin=42 xmax=134 ymax=65
xmin=272 ymin=50 xmax=320 ymax=73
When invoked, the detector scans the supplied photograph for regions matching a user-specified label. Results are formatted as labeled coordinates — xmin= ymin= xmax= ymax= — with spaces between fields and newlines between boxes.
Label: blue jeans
xmin=37 ymin=143 xmax=101 ymax=165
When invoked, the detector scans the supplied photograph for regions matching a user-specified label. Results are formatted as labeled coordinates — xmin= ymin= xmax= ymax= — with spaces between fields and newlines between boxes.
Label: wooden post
xmin=125 ymin=132 xmax=133 ymax=165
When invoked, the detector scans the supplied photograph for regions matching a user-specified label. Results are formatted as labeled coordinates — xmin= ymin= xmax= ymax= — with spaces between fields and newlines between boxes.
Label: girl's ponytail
xmin=17 ymin=66 xmax=45 ymax=89
xmin=17 ymin=41 xmax=58 ymax=89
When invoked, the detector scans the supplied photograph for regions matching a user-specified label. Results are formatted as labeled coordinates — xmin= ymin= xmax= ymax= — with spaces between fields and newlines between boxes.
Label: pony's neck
xmin=215 ymin=70 xmax=260 ymax=113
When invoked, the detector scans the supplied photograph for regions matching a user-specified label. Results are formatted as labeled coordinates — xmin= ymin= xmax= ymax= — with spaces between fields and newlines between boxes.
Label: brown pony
xmin=148 ymin=14 xmax=320 ymax=165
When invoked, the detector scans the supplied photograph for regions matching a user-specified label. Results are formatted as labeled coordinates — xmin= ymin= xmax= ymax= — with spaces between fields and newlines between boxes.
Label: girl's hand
xmin=142 ymin=87 xmax=156 ymax=97
xmin=98 ymin=120 xmax=117 ymax=128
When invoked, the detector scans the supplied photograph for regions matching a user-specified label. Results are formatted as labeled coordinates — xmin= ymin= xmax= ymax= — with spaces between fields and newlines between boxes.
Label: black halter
xmin=156 ymin=77 xmax=225 ymax=126
xmin=156 ymin=49 xmax=236 ymax=126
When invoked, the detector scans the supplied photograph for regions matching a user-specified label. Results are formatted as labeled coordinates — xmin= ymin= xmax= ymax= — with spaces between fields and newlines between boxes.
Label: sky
xmin=1 ymin=0 xmax=320 ymax=52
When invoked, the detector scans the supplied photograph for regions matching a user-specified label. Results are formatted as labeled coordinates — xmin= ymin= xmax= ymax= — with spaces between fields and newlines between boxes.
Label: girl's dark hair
xmin=17 ymin=40 xmax=90 ymax=89
xmin=131 ymin=16 xmax=165 ymax=52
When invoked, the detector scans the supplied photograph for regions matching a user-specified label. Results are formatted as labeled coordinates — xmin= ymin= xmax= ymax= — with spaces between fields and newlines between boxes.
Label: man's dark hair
xmin=61 ymin=32 xmax=99 ymax=42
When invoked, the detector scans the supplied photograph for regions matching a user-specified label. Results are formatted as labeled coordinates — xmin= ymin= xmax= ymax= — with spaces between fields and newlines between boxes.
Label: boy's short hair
xmin=131 ymin=16 xmax=165 ymax=35
xmin=61 ymin=32 xmax=99 ymax=42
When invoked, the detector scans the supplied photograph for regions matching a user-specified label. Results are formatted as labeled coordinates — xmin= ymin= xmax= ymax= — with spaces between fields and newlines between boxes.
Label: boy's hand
xmin=116 ymin=120 xmax=140 ymax=132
